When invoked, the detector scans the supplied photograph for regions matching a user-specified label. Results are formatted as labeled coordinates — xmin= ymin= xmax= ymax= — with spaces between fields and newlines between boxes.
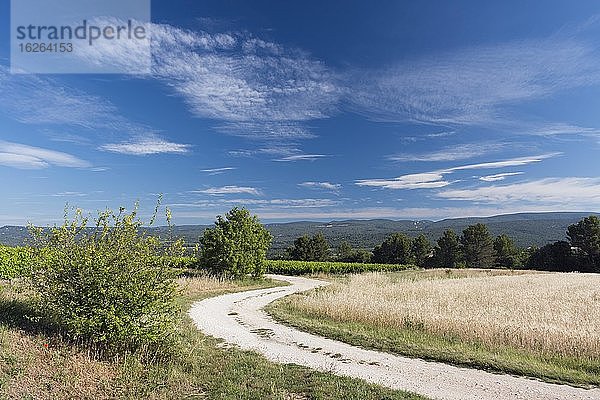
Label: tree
xmin=526 ymin=241 xmax=575 ymax=272
xmin=372 ymin=233 xmax=413 ymax=264
xmin=287 ymin=232 xmax=331 ymax=261
xmin=493 ymin=234 xmax=519 ymax=268
xmin=567 ymin=215 xmax=600 ymax=267
xmin=336 ymin=240 xmax=354 ymax=261
xmin=433 ymin=229 xmax=461 ymax=268
xmin=411 ymin=234 xmax=432 ymax=267
xmin=460 ymin=223 xmax=495 ymax=268
xmin=199 ymin=207 xmax=272 ymax=278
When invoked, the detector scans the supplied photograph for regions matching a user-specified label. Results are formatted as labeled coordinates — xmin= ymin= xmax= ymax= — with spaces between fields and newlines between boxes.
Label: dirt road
xmin=188 ymin=274 xmax=600 ymax=400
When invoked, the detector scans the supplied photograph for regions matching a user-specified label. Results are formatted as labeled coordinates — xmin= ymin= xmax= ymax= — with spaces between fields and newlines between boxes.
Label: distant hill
xmin=1 ymin=212 xmax=597 ymax=256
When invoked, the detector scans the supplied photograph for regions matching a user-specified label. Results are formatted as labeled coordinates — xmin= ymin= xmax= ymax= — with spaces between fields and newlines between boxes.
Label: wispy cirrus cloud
xmin=0 ymin=141 xmax=90 ymax=169
xmin=275 ymin=154 xmax=327 ymax=162
xmin=357 ymin=154 xmax=558 ymax=190
xmin=389 ymin=142 xmax=507 ymax=162
xmin=438 ymin=177 xmax=600 ymax=207
xmin=72 ymin=20 xmax=340 ymax=143
xmin=299 ymin=181 xmax=342 ymax=192
xmin=349 ymin=34 xmax=600 ymax=127
xmin=193 ymin=186 xmax=262 ymax=196
xmin=100 ymin=136 xmax=191 ymax=155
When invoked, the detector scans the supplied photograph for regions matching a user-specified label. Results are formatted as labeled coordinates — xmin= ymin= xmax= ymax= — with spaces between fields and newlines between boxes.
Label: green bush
xmin=28 ymin=203 xmax=182 ymax=354
xmin=265 ymin=259 xmax=414 ymax=275
xmin=0 ymin=245 xmax=34 ymax=279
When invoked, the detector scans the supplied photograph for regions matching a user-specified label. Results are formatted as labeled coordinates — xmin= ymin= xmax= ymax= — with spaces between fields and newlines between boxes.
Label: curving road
xmin=188 ymin=274 xmax=600 ymax=400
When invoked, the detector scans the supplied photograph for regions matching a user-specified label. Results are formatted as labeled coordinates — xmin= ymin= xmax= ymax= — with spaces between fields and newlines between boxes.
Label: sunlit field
xmin=270 ymin=269 xmax=600 ymax=385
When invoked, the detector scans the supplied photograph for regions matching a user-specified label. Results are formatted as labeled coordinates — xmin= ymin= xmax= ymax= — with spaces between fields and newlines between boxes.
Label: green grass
xmin=0 ymin=276 xmax=425 ymax=399
xmin=266 ymin=270 xmax=600 ymax=388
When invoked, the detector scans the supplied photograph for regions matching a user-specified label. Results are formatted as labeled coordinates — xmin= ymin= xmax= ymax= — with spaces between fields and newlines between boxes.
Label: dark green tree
xmin=493 ymin=234 xmax=520 ymax=268
xmin=433 ymin=229 xmax=461 ymax=268
xmin=567 ymin=215 xmax=600 ymax=268
xmin=287 ymin=232 xmax=331 ymax=261
xmin=372 ymin=233 xmax=413 ymax=264
xmin=526 ymin=241 xmax=575 ymax=272
xmin=199 ymin=207 xmax=272 ymax=278
xmin=460 ymin=223 xmax=495 ymax=268
xmin=411 ymin=234 xmax=432 ymax=267
xmin=336 ymin=240 xmax=354 ymax=261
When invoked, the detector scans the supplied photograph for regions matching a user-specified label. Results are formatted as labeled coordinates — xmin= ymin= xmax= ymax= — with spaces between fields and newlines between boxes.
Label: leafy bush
xmin=265 ymin=259 xmax=414 ymax=275
xmin=28 ymin=203 xmax=182 ymax=353
xmin=198 ymin=207 xmax=272 ymax=279
xmin=0 ymin=245 xmax=34 ymax=279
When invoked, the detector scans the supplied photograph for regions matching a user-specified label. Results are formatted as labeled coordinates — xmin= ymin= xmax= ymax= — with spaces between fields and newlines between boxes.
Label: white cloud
xmin=169 ymin=198 xmax=338 ymax=209
xmin=479 ymin=172 xmax=524 ymax=182
xmin=299 ymin=182 xmax=342 ymax=191
xmin=0 ymin=66 xmax=154 ymax=136
xmin=200 ymin=167 xmax=236 ymax=175
xmin=389 ymin=142 xmax=507 ymax=162
xmin=194 ymin=186 xmax=261 ymax=196
xmin=357 ymin=172 xmax=451 ymax=190
xmin=275 ymin=154 xmax=327 ymax=162
xmin=0 ymin=141 xmax=90 ymax=169
xmin=438 ymin=177 xmax=600 ymax=207
xmin=100 ymin=136 xmax=190 ymax=155
xmin=350 ymin=35 xmax=600 ymax=126
xmin=357 ymin=154 xmax=557 ymax=190
xmin=69 ymin=21 xmax=340 ymax=142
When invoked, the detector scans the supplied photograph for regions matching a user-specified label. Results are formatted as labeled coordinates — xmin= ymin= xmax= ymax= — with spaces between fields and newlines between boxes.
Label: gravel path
xmin=188 ymin=274 xmax=600 ymax=400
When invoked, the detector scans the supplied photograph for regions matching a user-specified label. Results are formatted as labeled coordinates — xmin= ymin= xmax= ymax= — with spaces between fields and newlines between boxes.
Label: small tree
xmin=433 ymin=229 xmax=461 ymax=268
xmin=287 ymin=233 xmax=331 ymax=261
xmin=493 ymin=234 xmax=520 ymax=268
xmin=199 ymin=207 xmax=272 ymax=278
xmin=460 ymin=223 xmax=495 ymax=268
xmin=372 ymin=233 xmax=413 ymax=264
xmin=411 ymin=234 xmax=431 ymax=267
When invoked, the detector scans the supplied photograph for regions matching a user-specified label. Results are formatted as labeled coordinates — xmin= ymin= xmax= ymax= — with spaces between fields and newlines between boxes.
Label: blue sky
xmin=1 ymin=0 xmax=600 ymax=225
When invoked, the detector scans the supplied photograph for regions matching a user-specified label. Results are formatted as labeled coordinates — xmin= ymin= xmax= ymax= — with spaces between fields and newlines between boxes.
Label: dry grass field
xmin=286 ymin=271 xmax=600 ymax=358
xmin=269 ymin=269 xmax=600 ymax=386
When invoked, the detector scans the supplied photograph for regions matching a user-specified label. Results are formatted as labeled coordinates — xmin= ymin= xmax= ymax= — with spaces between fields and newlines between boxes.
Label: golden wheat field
xmin=286 ymin=271 xmax=600 ymax=358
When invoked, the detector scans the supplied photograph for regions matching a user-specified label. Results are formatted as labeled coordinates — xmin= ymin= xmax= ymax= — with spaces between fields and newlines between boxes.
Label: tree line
xmin=282 ymin=216 xmax=600 ymax=273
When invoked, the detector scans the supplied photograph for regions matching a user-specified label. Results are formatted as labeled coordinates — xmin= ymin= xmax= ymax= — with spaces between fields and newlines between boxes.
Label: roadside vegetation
xmin=268 ymin=269 xmax=600 ymax=387
xmin=0 ymin=203 xmax=423 ymax=399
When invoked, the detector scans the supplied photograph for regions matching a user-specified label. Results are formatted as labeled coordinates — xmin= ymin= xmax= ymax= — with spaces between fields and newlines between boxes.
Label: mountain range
xmin=2 ymin=212 xmax=597 ymax=256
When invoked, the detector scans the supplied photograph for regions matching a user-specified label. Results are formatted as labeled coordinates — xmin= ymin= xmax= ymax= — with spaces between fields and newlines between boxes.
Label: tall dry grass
xmin=286 ymin=272 xmax=600 ymax=358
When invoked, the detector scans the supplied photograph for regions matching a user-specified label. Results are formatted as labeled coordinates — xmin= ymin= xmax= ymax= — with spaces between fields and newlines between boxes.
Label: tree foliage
xmin=199 ymin=207 xmax=272 ymax=278
xmin=372 ymin=233 xmax=413 ymax=264
xmin=433 ymin=229 xmax=462 ymax=268
xmin=287 ymin=232 xmax=331 ymax=262
xmin=460 ymin=223 xmax=495 ymax=268
xmin=493 ymin=234 xmax=520 ymax=268
xmin=411 ymin=234 xmax=431 ymax=267
xmin=567 ymin=215 xmax=600 ymax=266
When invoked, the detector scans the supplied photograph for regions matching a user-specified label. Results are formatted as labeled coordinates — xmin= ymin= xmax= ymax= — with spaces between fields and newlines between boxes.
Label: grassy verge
xmin=267 ymin=270 xmax=600 ymax=388
xmin=0 ymin=276 xmax=425 ymax=399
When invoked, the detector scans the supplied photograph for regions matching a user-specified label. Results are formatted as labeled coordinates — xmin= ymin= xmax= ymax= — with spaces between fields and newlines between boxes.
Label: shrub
xmin=0 ymin=245 xmax=34 ymax=279
xmin=28 ymin=203 xmax=182 ymax=354
xmin=198 ymin=207 xmax=272 ymax=279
